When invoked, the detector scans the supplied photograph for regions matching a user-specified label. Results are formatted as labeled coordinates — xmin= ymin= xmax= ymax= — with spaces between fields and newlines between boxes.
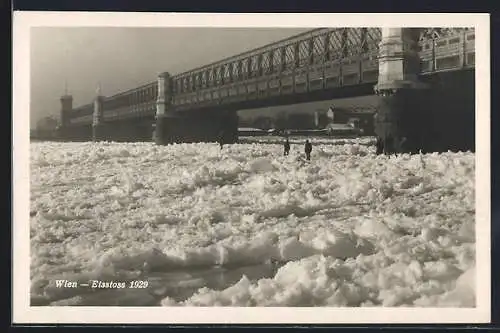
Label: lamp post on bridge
xmin=374 ymin=28 xmax=429 ymax=154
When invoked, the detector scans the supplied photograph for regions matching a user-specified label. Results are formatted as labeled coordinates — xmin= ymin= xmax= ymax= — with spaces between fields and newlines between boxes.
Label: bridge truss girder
xmin=64 ymin=27 xmax=474 ymax=127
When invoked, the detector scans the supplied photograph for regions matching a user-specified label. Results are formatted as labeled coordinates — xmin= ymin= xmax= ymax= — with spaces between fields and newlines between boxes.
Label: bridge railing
xmin=101 ymin=81 xmax=158 ymax=121
xmin=171 ymin=28 xmax=381 ymax=93
xmin=171 ymin=28 xmax=383 ymax=110
xmin=66 ymin=81 xmax=158 ymax=125
xmin=68 ymin=103 xmax=93 ymax=125
xmin=419 ymin=28 xmax=475 ymax=73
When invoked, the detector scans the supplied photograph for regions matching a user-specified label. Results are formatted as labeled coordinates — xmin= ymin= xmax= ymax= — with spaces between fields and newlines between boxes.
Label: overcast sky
xmin=30 ymin=27 xmax=310 ymax=128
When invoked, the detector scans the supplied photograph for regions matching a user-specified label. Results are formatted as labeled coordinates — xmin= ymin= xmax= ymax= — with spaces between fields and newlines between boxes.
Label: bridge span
xmin=58 ymin=27 xmax=475 ymax=153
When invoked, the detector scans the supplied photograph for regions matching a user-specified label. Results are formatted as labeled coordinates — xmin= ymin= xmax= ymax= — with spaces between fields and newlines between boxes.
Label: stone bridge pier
xmin=94 ymin=118 xmax=153 ymax=142
xmin=374 ymin=27 xmax=430 ymax=154
xmin=374 ymin=27 xmax=475 ymax=154
xmin=58 ymin=94 xmax=72 ymax=140
xmin=57 ymin=95 xmax=93 ymax=141
xmin=154 ymin=72 xmax=238 ymax=145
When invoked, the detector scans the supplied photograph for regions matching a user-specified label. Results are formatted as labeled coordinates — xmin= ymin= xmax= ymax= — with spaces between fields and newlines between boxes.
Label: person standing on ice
xmin=283 ymin=137 xmax=290 ymax=156
xmin=375 ymin=136 xmax=384 ymax=155
xmin=218 ymin=130 xmax=224 ymax=149
xmin=304 ymin=139 xmax=312 ymax=161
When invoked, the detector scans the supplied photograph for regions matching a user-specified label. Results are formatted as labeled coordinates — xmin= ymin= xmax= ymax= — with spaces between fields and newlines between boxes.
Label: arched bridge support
xmin=99 ymin=118 xmax=153 ymax=142
xmin=374 ymin=28 xmax=430 ymax=154
xmin=93 ymin=94 xmax=153 ymax=142
xmin=154 ymin=72 xmax=238 ymax=145
xmin=155 ymin=110 xmax=238 ymax=144
xmin=61 ymin=124 xmax=92 ymax=141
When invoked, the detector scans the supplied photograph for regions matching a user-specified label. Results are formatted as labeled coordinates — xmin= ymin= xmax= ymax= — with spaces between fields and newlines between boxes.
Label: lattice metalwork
xmin=419 ymin=27 xmax=474 ymax=41
xmin=203 ymin=71 xmax=209 ymax=88
xmin=283 ymin=44 xmax=295 ymax=70
xmin=242 ymin=59 xmax=249 ymax=78
xmin=273 ymin=48 xmax=283 ymax=72
xmin=250 ymin=55 xmax=259 ymax=77
xmin=214 ymin=67 xmax=219 ymax=84
xmin=365 ymin=28 xmax=381 ymax=50
xmin=200 ymin=71 xmax=207 ymax=88
xmin=222 ymin=64 xmax=230 ymax=83
xmin=231 ymin=62 xmax=238 ymax=80
xmin=260 ymin=52 xmax=270 ymax=74
xmin=191 ymin=75 xmax=196 ymax=91
xmin=297 ymin=40 xmax=309 ymax=66
xmin=206 ymin=69 xmax=211 ymax=86
xmin=256 ymin=54 xmax=263 ymax=76
xmin=238 ymin=60 xmax=244 ymax=79
xmin=343 ymin=28 xmax=363 ymax=57
xmin=308 ymin=38 xmax=314 ymax=64
xmin=199 ymin=73 xmax=204 ymax=89
xmin=312 ymin=35 xmax=325 ymax=63
xmin=267 ymin=50 xmax=275 ymax=74
xmin=327 ymin=29 xmax=346 ymax=61
xmin=218 ymin=67 xmax=223 ymax=85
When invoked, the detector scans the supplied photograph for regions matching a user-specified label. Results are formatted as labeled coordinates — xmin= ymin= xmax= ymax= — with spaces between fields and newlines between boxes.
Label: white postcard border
xmin=13 ymin=12 xmax=491 ymax=324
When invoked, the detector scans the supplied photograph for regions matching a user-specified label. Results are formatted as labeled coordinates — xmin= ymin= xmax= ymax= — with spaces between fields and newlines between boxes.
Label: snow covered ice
xmin=29 ymin=137 xmax=476 ymax=307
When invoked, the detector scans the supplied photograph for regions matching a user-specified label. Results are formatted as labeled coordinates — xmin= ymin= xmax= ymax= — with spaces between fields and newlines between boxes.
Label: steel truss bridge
xmin=66 ymin=27 xmax=475 ymax=126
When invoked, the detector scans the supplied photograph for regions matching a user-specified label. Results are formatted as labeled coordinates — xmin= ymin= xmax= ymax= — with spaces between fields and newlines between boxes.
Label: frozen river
xmin=29 ymin=137 xmax=476 ymax=307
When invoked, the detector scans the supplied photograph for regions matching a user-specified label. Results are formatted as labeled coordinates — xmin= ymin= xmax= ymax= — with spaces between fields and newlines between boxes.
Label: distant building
xmin=327 ymin=106 xmax=376 ymax=136
xmin=32 ymin=116 xmax=59 ymax=140
xmin=36 ymin=116 xmax=59 ymax=131
xmin=252 ymin=116 xmax=274 ymax=130
xmin=316 ymin=112 xmax=330 ymax=129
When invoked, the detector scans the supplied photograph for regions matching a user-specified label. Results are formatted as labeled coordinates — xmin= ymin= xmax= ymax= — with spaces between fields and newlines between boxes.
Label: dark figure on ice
xmin=304 ymin=139 xmax=312 ymax=161
xmin=283 ymin=138 xmax=290 ymax=156
xmin=218 ymin=131 xmax=224 ymax=149
xmin=375 ymin=136 xmax=384 ymax=155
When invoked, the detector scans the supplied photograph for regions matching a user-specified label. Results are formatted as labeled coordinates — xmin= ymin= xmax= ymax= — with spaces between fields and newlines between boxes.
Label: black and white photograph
xmin=13 ymin=12 xmax=490 ymax=324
